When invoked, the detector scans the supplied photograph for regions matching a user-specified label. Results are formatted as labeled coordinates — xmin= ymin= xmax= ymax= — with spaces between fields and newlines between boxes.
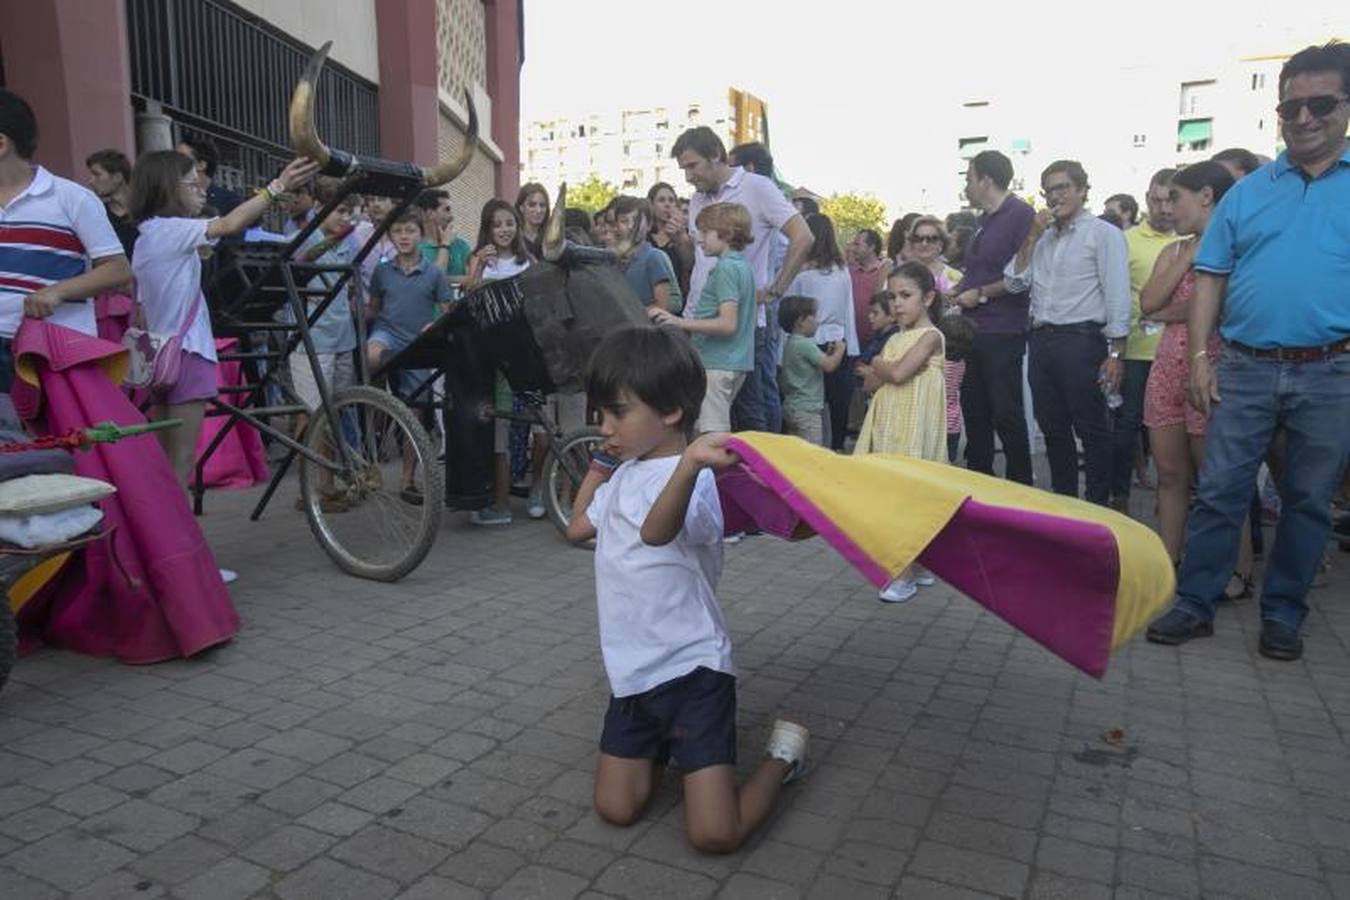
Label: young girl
xmin=938 ymin=312 xmax=978 ymax=464
xmin=464 ymin=200 xmax=533 ymax=525
xmin=786 ymin=214 xmax=859 ymax=450
xmin=854 ymin=261 xmax=947 ymax=602
xmin=130 ymin=150 xmax=317 ymax=489
xmin=515 ymin=182 xmax=549 ymax=261
xmin=647 ymin=181 xmax=693 ymax=298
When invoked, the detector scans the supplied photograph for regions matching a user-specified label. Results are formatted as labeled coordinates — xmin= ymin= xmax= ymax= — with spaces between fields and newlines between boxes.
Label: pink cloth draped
xmin=194 ymin=337 xmax=268 ymax=489
xmin=716 ymin=438 xmax=1119 ymax=677
xmin=11 ymin=320 xmax=238 ymax=664
xmin=94 ymin=292 xmax=135 ymax=344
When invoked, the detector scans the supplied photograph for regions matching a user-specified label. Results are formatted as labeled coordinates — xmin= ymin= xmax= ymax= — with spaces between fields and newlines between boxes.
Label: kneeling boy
xmin=565 ymin=327 xmax=809 ymax=854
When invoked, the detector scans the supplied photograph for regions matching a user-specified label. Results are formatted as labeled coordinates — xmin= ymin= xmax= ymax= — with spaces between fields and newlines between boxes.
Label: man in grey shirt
xmin=1005 ymin=159 xmax=1130 ymax=504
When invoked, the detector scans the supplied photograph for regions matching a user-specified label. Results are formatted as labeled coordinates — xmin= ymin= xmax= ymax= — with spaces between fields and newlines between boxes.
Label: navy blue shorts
xmin=600 ymin=667 xmax=737 ymax=772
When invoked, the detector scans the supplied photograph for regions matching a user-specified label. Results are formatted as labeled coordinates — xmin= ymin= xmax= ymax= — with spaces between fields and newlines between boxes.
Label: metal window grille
xmin=126 ymin=0 xmax=378 ymax=194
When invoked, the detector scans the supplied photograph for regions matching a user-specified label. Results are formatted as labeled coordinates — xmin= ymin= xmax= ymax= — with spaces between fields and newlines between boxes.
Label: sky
xmin=520 ymin=1 xmax=1346 ymax=214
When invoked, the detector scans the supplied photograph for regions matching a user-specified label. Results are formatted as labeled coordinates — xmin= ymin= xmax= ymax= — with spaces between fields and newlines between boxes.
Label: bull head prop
xmin=290 ymin=41 xmax=478 ymax=195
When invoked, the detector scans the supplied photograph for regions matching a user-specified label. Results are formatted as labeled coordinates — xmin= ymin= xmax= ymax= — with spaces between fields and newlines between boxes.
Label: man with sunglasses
xmin=1147 ymin=41 xmax=1350 ymax=661
xmin=1005 ymin=160 xmax=1131 ymax=506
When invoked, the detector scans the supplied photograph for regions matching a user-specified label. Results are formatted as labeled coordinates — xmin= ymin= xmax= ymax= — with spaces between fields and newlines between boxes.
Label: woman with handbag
xmin=128 ymin=151 xmax=318 ymax=488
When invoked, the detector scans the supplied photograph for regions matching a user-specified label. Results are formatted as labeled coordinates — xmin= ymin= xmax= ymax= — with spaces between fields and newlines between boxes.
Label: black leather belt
xmin=1030 ymin=321 xmax=1104 ymax=335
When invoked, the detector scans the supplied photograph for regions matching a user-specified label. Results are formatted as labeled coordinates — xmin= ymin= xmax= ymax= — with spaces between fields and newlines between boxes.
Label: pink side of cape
xmin=717 ymin=437 xmax=1117 ymax=678
xmin=194 ymin=338 xmax=268 ymax=490
xmin=11 ymin=320 xmax=239 ymax=664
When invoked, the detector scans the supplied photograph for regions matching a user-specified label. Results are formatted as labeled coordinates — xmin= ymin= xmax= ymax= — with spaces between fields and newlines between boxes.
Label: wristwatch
xmin=1108 ymin=350 xmax=1122 ymax=360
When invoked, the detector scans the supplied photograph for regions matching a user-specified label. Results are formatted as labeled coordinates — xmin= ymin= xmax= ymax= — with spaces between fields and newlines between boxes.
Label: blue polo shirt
xmin=1195 ymin=147 xmax=1350 ymax=348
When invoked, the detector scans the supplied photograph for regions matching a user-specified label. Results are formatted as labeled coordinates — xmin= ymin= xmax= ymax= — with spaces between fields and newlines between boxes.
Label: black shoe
xmin=1146 ymin=607 xmax=1214 ymax=645
xmin=399 ymin=486 xmax=424 ymax=506
xmin=1258 ymin=621 xmax=1303 ymax=661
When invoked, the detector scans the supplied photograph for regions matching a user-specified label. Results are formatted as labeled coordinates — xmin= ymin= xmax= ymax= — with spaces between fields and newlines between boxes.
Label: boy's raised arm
xmin=641 ymin=434 xmax=738 ymax=546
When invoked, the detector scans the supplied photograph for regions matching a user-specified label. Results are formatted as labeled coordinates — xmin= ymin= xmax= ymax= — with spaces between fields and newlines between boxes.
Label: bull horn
xmin=290 ymin=41 xmax=335 ymax=169
xmin=422 ymin=90 xmax=479 ymax=186
xmin=541 ymin=182 xmax=566 ymax=261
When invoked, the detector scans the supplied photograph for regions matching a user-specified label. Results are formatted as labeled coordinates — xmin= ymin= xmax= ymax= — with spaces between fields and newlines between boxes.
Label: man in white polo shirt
xmin=0 ymin=90 xmax=130 ymax=390
xmin=673 ymin=127 xmax=812 ymax=431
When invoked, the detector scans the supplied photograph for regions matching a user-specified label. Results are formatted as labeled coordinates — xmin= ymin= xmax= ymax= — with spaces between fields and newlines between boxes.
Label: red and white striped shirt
xmin=0 ymin=166 xmax=123 ymax=338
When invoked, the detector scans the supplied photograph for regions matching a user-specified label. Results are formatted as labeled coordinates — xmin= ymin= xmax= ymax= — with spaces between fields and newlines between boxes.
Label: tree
xmin=820 ymin=192 xmax=887 ymax=243
xmin=567 ymin=174 xmax=618 ymax=214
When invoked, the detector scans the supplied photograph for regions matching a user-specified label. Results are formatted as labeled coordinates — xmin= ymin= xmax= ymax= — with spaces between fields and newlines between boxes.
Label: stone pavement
xmin=2 ymin=478 xmax=1348 ymax=900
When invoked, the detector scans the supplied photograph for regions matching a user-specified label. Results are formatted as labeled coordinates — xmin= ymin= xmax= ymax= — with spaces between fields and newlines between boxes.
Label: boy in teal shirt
xmin=777 ymin=295 xmax=845 ymax=445
xmin=650 ymin=202 xmax=756 ymax=432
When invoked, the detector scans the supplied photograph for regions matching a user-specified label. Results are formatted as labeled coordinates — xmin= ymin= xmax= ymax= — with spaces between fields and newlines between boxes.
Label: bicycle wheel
xmin=299 ymin=385 xmax=443 ymax=581
xmin=542 ymin=426 xmax=605 ymax=535
xmin=0 ymin=600 xmax=14 ymax=696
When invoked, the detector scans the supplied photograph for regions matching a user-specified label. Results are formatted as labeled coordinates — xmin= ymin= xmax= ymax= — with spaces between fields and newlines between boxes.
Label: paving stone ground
xmin=2 ymin=469 xmax=1348 ymax=899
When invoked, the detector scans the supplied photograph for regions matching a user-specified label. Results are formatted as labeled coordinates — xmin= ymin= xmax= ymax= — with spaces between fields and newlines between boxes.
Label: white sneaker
xmin=723 ymin=532 xmax=744 ymax=545
xmin=219 ymin=568 xmax=239 ymax=585
xmin=764 ymin=719 xmax=810 ymax=784
xmin=914 ymin=572 xmax=936 ymax=587
xmin=526 ymin=485 xmax=546 ymax=520
xmin=879 ymin=577 xmax=917 ymax=603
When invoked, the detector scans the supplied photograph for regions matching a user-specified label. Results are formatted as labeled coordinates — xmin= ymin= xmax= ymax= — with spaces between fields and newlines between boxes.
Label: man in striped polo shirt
xmin=0 ymin=89 xmax=131 ymax=390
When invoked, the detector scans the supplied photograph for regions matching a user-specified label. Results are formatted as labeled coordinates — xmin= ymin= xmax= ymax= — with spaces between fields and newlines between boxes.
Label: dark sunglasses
xmin=909 ymin=233 xmax=943 ymax=244
xmin=1275 ymin=94 xmax=1346 ymax=121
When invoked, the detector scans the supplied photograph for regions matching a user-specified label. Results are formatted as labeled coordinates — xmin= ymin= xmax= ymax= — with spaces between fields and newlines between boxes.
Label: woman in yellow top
xmin=854 ymin=261 xmax=948 ymax=601
xmin=905 ymin=216 xmax=964 ymax=296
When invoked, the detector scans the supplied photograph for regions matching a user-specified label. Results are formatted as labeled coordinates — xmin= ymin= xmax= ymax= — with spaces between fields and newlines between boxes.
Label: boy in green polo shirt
xmin=649 ymin=202 xmax=756 ymax=433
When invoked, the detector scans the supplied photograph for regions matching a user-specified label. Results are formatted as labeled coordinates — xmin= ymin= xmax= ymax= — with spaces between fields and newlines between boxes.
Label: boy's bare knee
xmin=686 ymin=824 xmax=740 ymax=855
xmin=593 ymin=795 xmax=641 ymax=827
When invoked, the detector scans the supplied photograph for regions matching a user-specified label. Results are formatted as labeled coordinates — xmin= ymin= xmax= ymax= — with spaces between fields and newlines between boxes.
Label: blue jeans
xmin=731 ymin=325 xmax=774 ymax=432
xmin=0 ymin=337 xmax=13 ymax=393
xmin=1109 ymin=359 xmax=1151 ymax=501
xmin=1174 ymin=348 xmax=1350 ymax=629
xmin=760 ymin=314 xmax=783 ymax=434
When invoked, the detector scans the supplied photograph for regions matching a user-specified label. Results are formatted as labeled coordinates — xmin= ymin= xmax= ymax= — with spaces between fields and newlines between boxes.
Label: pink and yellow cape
xmin=716 ymin=434 xmax=1174 ymax=678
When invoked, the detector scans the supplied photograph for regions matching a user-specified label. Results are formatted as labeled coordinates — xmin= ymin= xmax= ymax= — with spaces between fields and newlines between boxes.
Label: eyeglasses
xmin=909 ymin=233 xmax=943 ymax=244
xmin=1041 ymin=183 xmax=1075 ymax=198
xmin=1276 ymin=95 xmax=1347 ymax=121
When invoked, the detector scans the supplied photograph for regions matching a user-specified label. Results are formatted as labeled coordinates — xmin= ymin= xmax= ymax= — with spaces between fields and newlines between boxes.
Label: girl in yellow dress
xmin=855 ymin=261 xmax=947 ymax=602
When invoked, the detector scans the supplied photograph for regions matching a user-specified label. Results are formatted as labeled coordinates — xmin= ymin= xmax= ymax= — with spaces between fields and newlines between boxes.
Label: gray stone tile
xmin=276 ymin=857 xmax=399 ymax=900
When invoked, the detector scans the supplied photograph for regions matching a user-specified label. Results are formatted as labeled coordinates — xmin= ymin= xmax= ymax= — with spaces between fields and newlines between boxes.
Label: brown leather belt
xmin=1227 ymin=337 xmax=1350 ymax=362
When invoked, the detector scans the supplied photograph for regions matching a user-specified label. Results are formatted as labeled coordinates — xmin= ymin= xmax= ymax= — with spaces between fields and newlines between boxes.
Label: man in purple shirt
xmin=952 ymin=151 xmax=1035 ymax=484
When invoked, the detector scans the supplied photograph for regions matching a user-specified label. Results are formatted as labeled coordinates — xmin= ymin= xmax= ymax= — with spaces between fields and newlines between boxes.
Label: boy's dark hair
xmin=777 ymin=295 xmax=816 ymax=333
xmin=938 ymin=313 xmax=978 ymax=361
xmin=0 ymin=89 xmax=38 ymax=159
xmin=671 ymin=126 xmax=726 ymax=162
xmin=1210 ymin=147 xmax=1262 ymax=177
xmin=1104 ymin=193 xmax=1139 ymax=226
xmin=1041 ymin=159 xmax=1089 ymax=191
xmin=390 ymin=210 xmax=424 ymax=231
xmin=564 ymin=207 xmax=593 ymax=232
xmin=86 ymin=148 xmax=131 ymax=181
xmin=130 ymin=150 xmax=197 ymax=222
xmin=1278 ymin=40 xmax=1350 ymax=98
xmin=586 ymin=327 xmax=706 ymax=439
xmin=869 ymin=290 xmax=894 ymax=312
xmin=729 ymin=141 xmax=774 ymax=177
xmin=414 ymin=188 xmax=448 ymax=211
xmin=179 ymin=136 xmax=220 ymax=177
xmin=969 ymin=150 xmax=1014 ymax=191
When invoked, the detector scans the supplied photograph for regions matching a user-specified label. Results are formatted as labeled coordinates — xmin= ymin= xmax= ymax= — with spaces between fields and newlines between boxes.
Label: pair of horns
xmin=538 ymin=184 xmax=646 ymax=263
xmin=290 ymin=41 xmax=478 ymax=187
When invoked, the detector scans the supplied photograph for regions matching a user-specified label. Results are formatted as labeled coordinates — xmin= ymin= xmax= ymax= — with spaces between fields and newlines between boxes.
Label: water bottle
xmin=1101 ymin=373 xmax=1124 ymax=410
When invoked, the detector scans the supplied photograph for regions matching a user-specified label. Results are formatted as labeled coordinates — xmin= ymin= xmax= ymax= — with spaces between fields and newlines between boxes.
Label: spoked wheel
xmin=0 ymin=600 xmax=14 ymax=696
xmin=542 ymin=426 xmax=605 ymax=535
xmin=299 ymin=385 xmax=443 ymax=581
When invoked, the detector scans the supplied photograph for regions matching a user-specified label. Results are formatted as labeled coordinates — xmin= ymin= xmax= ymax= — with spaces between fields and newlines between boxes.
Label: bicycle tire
xmin=543 ymin=426 xmax=605 ymax=535
xmin=0 ymin=599 xmax=15 ymax=696
xmin=299 ymin=385 xmax=443 ymax=581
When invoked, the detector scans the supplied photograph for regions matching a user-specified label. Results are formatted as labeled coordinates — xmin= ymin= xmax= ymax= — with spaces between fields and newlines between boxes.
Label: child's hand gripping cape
xmin=714 ymin=433 xmax=1175 ymax=678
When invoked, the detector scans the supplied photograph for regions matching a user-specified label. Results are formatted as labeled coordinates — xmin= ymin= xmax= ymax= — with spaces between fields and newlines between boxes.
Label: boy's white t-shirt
xmin=588 ymin=455 xmax=734 ymax=698
xmin=131 ymin=217 xmax=220 ymax=362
